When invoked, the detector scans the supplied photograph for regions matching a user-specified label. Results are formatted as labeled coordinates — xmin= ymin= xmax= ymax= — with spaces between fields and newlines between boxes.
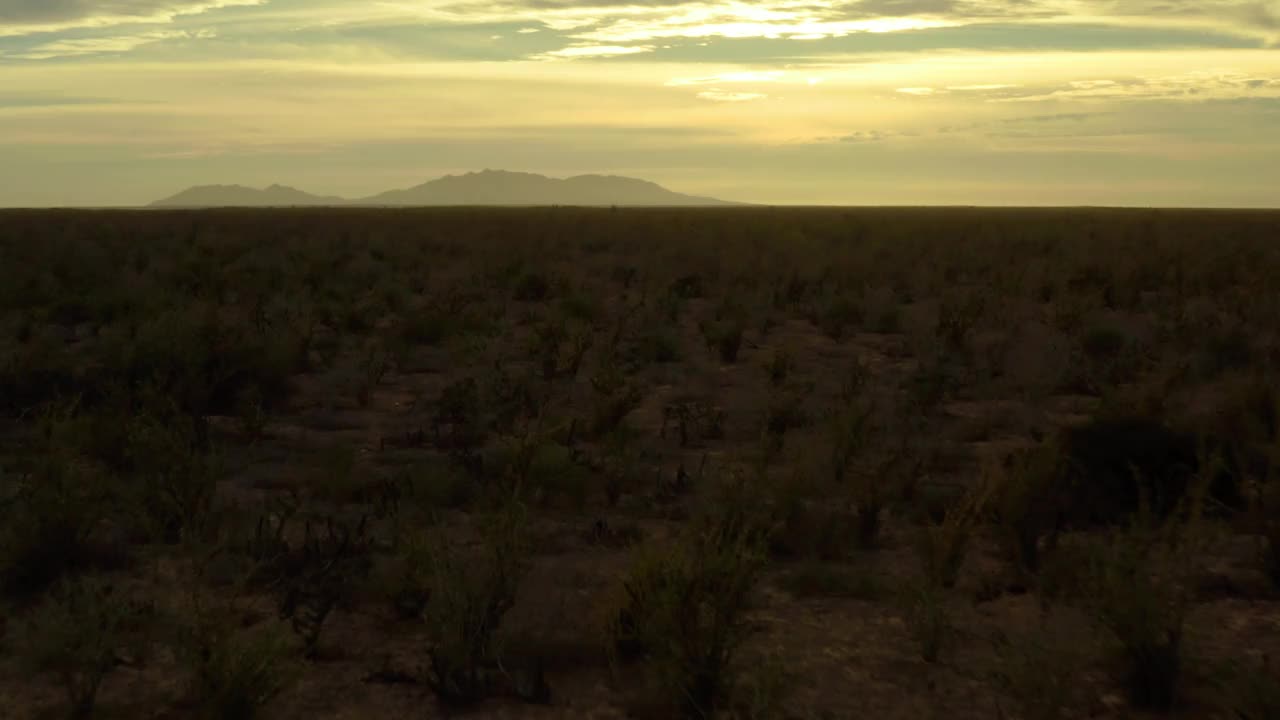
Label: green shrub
xmin=123 ymin=409 xmax=220 ymax=545
xmin=991 ymin=621 xmax=1090 ymax=720
xmin=916 ymin=484 xmax=989 ymax=589
xmin=182 ymin=620 xmax=294 ymax=720
xmin=985 ymin=446 xmax=1061 ymax=577
xmin=604 ymin=477 xmax=768 ymax=717
xmin=779 ymin=561 xmax=882 ymax=601
xmin=1218 ymin=655 xmax=1280 ymax=720
xmin=20 ymin=576 xmax=148 ymax=719
xmin=1080 ymin=528 xmax=1190 ymax=711
xmin=423 ymin=502 xmax=529 ymax=705
xmin=902 ymin=580 xmax=950 ymax=663
xmin=1 ymin=427 xmax=111 ymax=597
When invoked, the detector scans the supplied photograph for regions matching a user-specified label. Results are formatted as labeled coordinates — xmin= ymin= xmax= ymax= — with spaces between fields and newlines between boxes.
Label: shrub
xmin=984 ymin=445 xmax=1062 ymax=577
xmin=423 ymin=502 xmax=529 ymax=705
xmin=275 ymin=513 xmax=373 ymax=657
xmin=1 ymin=426 xmax=111 ymax=597
xmin=991 ymin=621 xmax=1090 ymax=720
xmin=1055 ymin=416 xmax=1241 ymax=529
xmin=779 ymin=561 xmax=882 ymax=601
xmin=19 ymin=576 xmax=148 ymax=719
xmin=123 ymin=409 xmax=220 ymax=545
xmin=902 ymin=580 xmax=950 ymax=664
xmin=916 ymin=483 xmax=989 ymax=589
xmin=764 ymin=350 xmax=791 ymax=387
xmin=1218 ymin=655 xmax=1280 ymax=720
xmin=604 ymin=477 xmax=768 ymax=717
xmin=182 ymin=620 xmax=294 ymax=720
xmin=1080 ymin=527 xmax=1191 ymax=711
xmin=703 ymin=319 xmax=745 ymax=364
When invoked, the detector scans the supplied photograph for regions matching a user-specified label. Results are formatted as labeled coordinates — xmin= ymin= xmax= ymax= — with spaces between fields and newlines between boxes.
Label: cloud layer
xmin=0 ymin=0 xmax=1278 ymax=206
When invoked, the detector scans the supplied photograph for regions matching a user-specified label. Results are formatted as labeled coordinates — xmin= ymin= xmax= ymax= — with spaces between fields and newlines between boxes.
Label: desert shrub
xmin=902 ymin=580 xmax=950 ymax=664
xmin=811 ymin=291 xmax=862 ymax=340
xmin=1056 ymin=416 xmax=1242 ymax=529
xmin=376 ymin=525 xmax=436 ymax=619
xmin=1251 ymin=480 xmax=1280 ymax=589
xmin=1199 ymin=325 xmax=1253 ymax=378
xmin=19 ymin=576 xmax=148 ymax=719
xmin=181 ymin=619 xmax=294 ymax=720
xmin=935 ymin=290 xmax=984 ymax=353
xmin=670 ymin=274 xmax=705 ymax=300
xmin=916 ymin=483 xmax=989 ymax=589
xmin=433 ymin=377 xmax=487 ymax=476
xmin=991 ymin=621 xmax=1090 ymax=720
xmin=604 ymin=477 xmax=768 ymax=717
xmin=1217 ymin=655 xmax=1280 ymax=720
xmin=763 ymin=390 xmax=809 ymax=450
xmin=513 ymin=271 xmax=552 ymax=302
xmin=423 ymin=502 xmax=529 ymax=705
xmin=779 ymin=561 xmax=882 ymax=601
xmin=1079 ymin=525 xmax=1192 ymax=711
xmin=769 ymin=490 xmax=855 ymax=561
xmin=1 ymin=423 xmax=112 ymax=597
xmin=311 ymin=443 xmax=362 ymax=506
xmin=280 ymin=514 xmax=372 ymax=657
xmin=703 ymin=319 xmax=745 ymax=364
xmin=1080 ymin=324 xmax=1128 ymax=364
xmin=825 ymin=398 xmax=916 ymax=550
xmin=764 ymin=349 xmax=791 ymax=387
xmin=588 ymin=361 xmax=643 ymax=438
xmin=985 ymin=445 xmax=1062 ymax=576
xmin=122 ymin=409 xmax=220 ymax=545
xmin=662 ymin=399 xmax=726 ymax=449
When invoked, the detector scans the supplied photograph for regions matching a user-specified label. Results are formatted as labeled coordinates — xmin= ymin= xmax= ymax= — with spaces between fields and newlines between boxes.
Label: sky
xmin=0 ymin=0 xmax=1278 ymax=207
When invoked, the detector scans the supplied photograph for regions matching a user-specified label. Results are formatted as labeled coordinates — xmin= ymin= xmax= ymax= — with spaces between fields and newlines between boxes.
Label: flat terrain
xmin=2 ymin=207 xmax=1280 ymax=719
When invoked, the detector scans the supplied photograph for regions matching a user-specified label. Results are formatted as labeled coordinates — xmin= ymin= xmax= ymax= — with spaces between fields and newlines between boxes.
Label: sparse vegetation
xmin=1 ymin=207 xmax=1279 ymax=718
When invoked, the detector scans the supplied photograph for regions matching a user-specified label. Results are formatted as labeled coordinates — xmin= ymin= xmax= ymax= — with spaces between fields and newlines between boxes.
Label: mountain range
xmin=151 ymin=170 xmax=736 ymax=208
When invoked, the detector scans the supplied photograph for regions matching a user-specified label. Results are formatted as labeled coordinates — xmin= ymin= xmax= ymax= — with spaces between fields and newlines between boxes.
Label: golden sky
xmin=1 ymin=0 xmax=1278 ymax=205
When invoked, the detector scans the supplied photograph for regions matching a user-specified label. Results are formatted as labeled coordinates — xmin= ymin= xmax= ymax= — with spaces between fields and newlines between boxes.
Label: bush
xmin=182 ymin=620 xmax=294 ymax=720
xmin=916 ymin=483 xmax=989 ymax=589
xmin=274 ymin=513 xmax=373 ymax=657
xmin=604 ymin=477 xmax=768 ymax=717
xmin=19 ymin=576 xmax=148 ymax=719
xmin=1080 ymin=527 xmax=1190 ymax=711
xmin=902 ymin=580 xmax=950 ymax=663
xmin=1056 ymin=416 xmax=1241 ymax=528
xmin=1 ymin=427 xmax=111 ymax=597
xmin=123 ymin=409 xmax=220 ymax=545
xmin=985 ymin=445 xmax=1062 ymax=577
xmin=991 ymin=621 xmax=1090 ymax=720
xmin=423 ymin=502 xmax=529 ymax=705
xmin=1218 ymin=655 xmax=1280 ymax=720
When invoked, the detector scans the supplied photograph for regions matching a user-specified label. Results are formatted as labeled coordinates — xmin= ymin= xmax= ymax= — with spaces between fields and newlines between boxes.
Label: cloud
xmin=536 ymin=43 xmax=654 ymax=58
xmin=993 ymin=71 xmax=1280 ymax=102
xmin=0 ymin=0 xmax=262 ymax=36
xmin=666 ymin=70 xmax=786 ymax=85
xmin=696 ymin=88 xmax=768 ymax=101
xmin=6 ymin=28 xmax=214 ymax=58
xmin=837 ymin=129 xmax=895 ymax=142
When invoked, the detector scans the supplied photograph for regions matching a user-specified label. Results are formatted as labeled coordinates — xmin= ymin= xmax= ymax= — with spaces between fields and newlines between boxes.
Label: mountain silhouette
xmin=151 ymin=170 xmax=737 ymax=208
xmin=150 ymin=183 xmax=346 ymax=207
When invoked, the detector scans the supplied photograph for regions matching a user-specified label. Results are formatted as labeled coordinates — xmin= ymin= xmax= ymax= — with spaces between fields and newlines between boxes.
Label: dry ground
xmin=1 ymin=208 xmax=1279 ymax=719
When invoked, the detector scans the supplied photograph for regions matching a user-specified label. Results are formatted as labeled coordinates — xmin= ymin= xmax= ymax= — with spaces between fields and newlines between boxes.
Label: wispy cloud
xmin=536 ymin=43 xmax=654 ymax=58
xmin=696 ymin=88 xmax=768 ymax=101
xmin=6 ymin=29 xmax=215 ymax=59
xmin=0 ymin=0 xmax=262 ymax=37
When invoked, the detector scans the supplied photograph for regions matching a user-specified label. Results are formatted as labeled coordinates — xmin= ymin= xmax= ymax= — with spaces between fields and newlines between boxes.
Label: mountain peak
xmin=152 ymin=170 xmax=739 ymax=207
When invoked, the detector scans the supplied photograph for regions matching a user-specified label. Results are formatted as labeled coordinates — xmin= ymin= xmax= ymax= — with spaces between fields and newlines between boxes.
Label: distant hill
xmin=150 ymin=170 xmax=738 ymax=208
xmin=150 ymin=184 xmax=345 ymax=208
